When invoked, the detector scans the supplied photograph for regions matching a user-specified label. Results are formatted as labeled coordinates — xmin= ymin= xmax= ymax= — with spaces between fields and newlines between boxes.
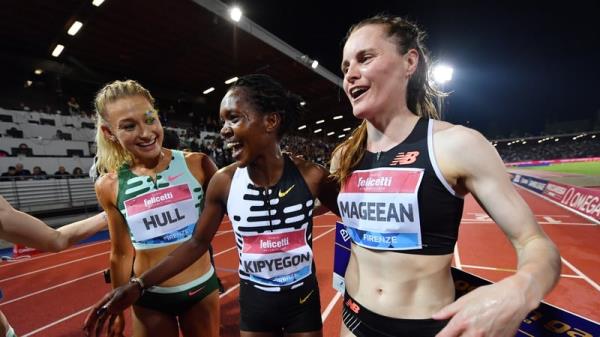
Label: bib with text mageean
xmin=240 ymin=227 xmax=312 ymax=287
xmin=338 ymin=167 xmax=424 ymax=250
xmin=124 ymin=184 xmax=197 ymax=242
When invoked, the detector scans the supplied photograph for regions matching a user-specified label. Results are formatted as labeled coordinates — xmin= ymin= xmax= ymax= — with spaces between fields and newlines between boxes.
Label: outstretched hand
xmin=432 ymin=277 xmax=534 ymax=337
xmin=83 ymin=283 xmax=141 ymax=337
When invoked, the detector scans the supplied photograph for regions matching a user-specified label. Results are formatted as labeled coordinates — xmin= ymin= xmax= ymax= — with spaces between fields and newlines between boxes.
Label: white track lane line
xmin=560 ymin=256 xmax=600 ymax=292
xmin=321 ymin=291 xmax=342 ymax=322
xmin=19 ymin=215 xmax=338 ymax=336
xmin=0 ymin=240 xmax=109 ymax=268
xmin=0 ymin=251 xmax=108 ymax=283
xmin=0 ymin=270 xmax=104 ymax=306
xmin=21 ymin=305 xmax=93 ymax=337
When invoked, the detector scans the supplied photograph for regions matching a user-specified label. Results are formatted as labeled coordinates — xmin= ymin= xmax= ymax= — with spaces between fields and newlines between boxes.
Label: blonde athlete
xmin=88 ymin=80 xmax=219 ymax=337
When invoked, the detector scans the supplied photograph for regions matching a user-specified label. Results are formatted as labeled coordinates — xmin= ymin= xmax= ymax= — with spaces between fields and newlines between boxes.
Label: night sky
xmin=223 ymin=0 xmax=600 ymax=138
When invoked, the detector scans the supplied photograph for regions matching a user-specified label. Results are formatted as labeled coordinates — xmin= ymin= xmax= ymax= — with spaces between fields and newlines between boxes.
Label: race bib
xmin=338 ymin=168 xmax=424 ymax=250
xmin=240 ymin=228 xmax=312 ymax=286
xmin=124 ymin=184 xmax=197 ymax=242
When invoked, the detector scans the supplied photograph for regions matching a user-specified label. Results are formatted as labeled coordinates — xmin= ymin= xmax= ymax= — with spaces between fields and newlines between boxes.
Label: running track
xmin=0 ymin=187 xmax=598 ymax=336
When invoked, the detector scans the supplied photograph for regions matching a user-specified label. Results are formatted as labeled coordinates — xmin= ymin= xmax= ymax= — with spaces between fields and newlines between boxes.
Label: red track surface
xmin=1 ymin=188 xmax=598 ymax=336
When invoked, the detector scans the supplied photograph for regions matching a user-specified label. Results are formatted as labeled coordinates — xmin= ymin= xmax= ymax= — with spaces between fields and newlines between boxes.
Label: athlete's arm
xmin=95 ymin=175 xmax=134 ymax=289
xmin=294 ymin=157 xmax=340 ymax=216
xmin=0 ymin=195 xmax=107 ymax=252
xmin=432 ymin=125 xmax=561 ymax=337
xmin=84 ymin=168 xmax=230 ymax=335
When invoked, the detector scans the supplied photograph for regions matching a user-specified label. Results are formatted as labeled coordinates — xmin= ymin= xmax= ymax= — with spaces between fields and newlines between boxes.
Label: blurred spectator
xmin=15 ymin=143 xmax=32 ymax=156
xmin=14 ymin=163 xmax=31 ymax=180
xmin=54 ymin=166 xmax=70 ymax=179
xmin=31 ymin=166 xmax=48 ymax=180
xmin=67 ymin=97 xmax=81 ymax=116
xmin=0 ymin=167 xmax=17 ymax=181
xmin=72 ymin=167 xmax=87 ymax=178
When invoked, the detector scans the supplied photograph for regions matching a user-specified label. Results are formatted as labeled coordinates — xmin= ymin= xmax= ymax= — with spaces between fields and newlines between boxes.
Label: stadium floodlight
xmin=314 ymin=129 xmax=322 ymax=134
xmin=229 ymin=6 xmax=242 ymax=22
xmin=338 ymin=134 xmax=345 ymax=138
xmin=522 ymin=141 xmax=527 ymax=144
xmin=67 ymin=21 xmax=83 ymax=36
xmin=333 ymin=115 xmax=343 ymax=120
xmin=224 ymin=76 xmax=238 ymax=84
xmin=311 ymin=60 xmax=319 ymax=69
xmin=92 ymin=0 xmax=105 ymax=7
xmin=592 ymin=135 xmax=597 ymax=139
xmin=432 ymin=64 xmax=454 ymax=85
xmin=300 ymin=101 xmax=306 ymax=106
xmin=203 ymin=87 xmax=215 ymax=94
xmin=297 ymin=125 xmax=306 ymax=130
xmin=51 ymin=44 xmax=64 ymax=57
xmin=327 ymin=131 xmax=335 ymax=136
xmin=343 ymin=127 xmax=351 ymax=132
xmin=34 ymin=69 xmax=43 ymax=75
xmin=25 ymin=80 xmax=32 ymax=87
xmin=315 ymin=119 xmax=324 ymax=125
xmin=555 ymin=138 xmax=559 ymax=142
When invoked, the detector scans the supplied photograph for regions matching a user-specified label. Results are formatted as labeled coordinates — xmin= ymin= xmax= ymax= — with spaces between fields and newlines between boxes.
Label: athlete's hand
xmin=83 ymin=283 xmax=141 ymax=337
xmin=432 ymin=275 xmax=535 ymax=337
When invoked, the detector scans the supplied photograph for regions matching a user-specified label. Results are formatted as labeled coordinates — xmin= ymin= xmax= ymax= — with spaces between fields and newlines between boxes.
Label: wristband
xmin=129 ymin=277 xmax=145 ymax=296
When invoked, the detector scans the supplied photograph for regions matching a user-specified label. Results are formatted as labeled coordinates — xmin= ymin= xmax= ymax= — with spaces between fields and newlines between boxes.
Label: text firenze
xmin=357 ymin=176 xmax=392 ymax=188
xmin=143 ymin=192 xmax=174 ymax=208
xmin=243 ymin=253 xmax=310 ymax=273
xmin=143 ymin=209 xmax=185 ymax=230
xmin=339 ymin=201 xmax=414 ymax=222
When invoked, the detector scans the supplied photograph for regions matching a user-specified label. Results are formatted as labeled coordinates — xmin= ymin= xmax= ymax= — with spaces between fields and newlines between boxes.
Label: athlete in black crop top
xmin=85 ymin=75 xmax=340 ymax=337
xmin=331 ymin=15 xmax=560 ymax=337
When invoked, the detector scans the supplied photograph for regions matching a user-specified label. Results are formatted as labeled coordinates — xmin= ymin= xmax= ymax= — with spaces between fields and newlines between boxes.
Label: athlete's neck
xmin=366 ymin=111 xmax=419 ymax=153
xmin=247 ymin=145 xmax=284 ymax=187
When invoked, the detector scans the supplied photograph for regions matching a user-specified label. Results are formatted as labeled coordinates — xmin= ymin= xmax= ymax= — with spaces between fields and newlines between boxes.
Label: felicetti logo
xmin=357 ymin=176 xmax=392 ymax=188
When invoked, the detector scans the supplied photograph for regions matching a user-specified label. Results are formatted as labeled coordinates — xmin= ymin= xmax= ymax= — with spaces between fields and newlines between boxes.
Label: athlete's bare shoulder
xmin=94 ymin=172 xmax=118 ymax=206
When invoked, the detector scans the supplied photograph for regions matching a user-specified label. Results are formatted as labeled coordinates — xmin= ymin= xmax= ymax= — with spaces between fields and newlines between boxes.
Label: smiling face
xmin=342 ymin=24 xmax=417 ymax=120
xmin=101 ymin=95 xmax=164 ymax=161
xmin=219 ymin=88 xmax=276 ymax=168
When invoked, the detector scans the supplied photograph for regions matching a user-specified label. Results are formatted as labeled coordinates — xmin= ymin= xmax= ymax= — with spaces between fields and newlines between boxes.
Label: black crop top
xmin=337 ymin=118 xmax=464 ymax=255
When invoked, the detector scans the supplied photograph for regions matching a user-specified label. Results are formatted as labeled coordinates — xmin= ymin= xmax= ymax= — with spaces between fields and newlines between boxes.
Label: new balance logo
xmin=390 ymin=151 xmax=419 ymax=165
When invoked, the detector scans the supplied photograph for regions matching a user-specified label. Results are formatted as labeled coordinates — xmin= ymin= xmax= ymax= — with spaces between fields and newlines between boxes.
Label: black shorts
xmin=239 ymin=278 xmax=322 ymax=333
xmin=343 ymin=292 xmax=448 ymax=337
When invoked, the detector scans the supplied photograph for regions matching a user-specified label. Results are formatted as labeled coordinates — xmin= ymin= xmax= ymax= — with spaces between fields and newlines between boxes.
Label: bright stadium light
xmin=229 ymin=6 xmax=242 ymax=22
xmin=593 ymin=135 xmax=597 ymax=139
xmin=203 ymin=87 xmax=215 ymax=94
xmin=52 ymin=44 xmax=64 ymax=57
xmin=311 ymin=60 xmax=319 ymax=69
xmin=314 ymin=129 xmax=322 ymax=134
xmin=343 ymin=127 xmax=351 ymax=131
xmin=34 ymin=69 xmax=43 ymax=75
xmin=67 ymin=21 xmax=83 ymax=36
xmin=432 ymin=64 xmax=454 ymax=84
xmin=327 ymin=131 xmax=335 ymax=136
xmin=333 ymin=115 xmax=343 ymax=120
xmin=92 ymin=0 xmax=105 ymax=7
xmin=338 ymin=134 xmax=345 ymax=138
xmin=315 ymin=119 xmax=324 ymax=125
xmin=297 ymin=125 xmax=306 ymax=130
xmin=300 ymin=101 xmax=306 ymax=106
xmin=224 ymin=76 xmax=238 ymax=84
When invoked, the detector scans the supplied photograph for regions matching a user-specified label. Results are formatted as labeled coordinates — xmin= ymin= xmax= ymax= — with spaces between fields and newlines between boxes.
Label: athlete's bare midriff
xmin=133 ymin=243 xmax=212 ymax=287
xmin=345 ymin=243 xmax=454 ymax=318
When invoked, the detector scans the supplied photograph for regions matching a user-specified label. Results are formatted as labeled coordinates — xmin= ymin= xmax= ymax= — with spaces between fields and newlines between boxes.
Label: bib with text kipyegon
xmin=338 ymin=168 xmax=424 ymax=250
xmin=240 ymin=228 xmax=313 ymax=286
xmin=124 ymin=184 xmax=197 ymax=242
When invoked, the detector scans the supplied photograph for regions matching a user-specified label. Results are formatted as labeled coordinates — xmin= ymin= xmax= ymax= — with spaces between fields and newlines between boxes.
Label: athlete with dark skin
xmin=84 ymin=74 xmax=340 ymax=337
